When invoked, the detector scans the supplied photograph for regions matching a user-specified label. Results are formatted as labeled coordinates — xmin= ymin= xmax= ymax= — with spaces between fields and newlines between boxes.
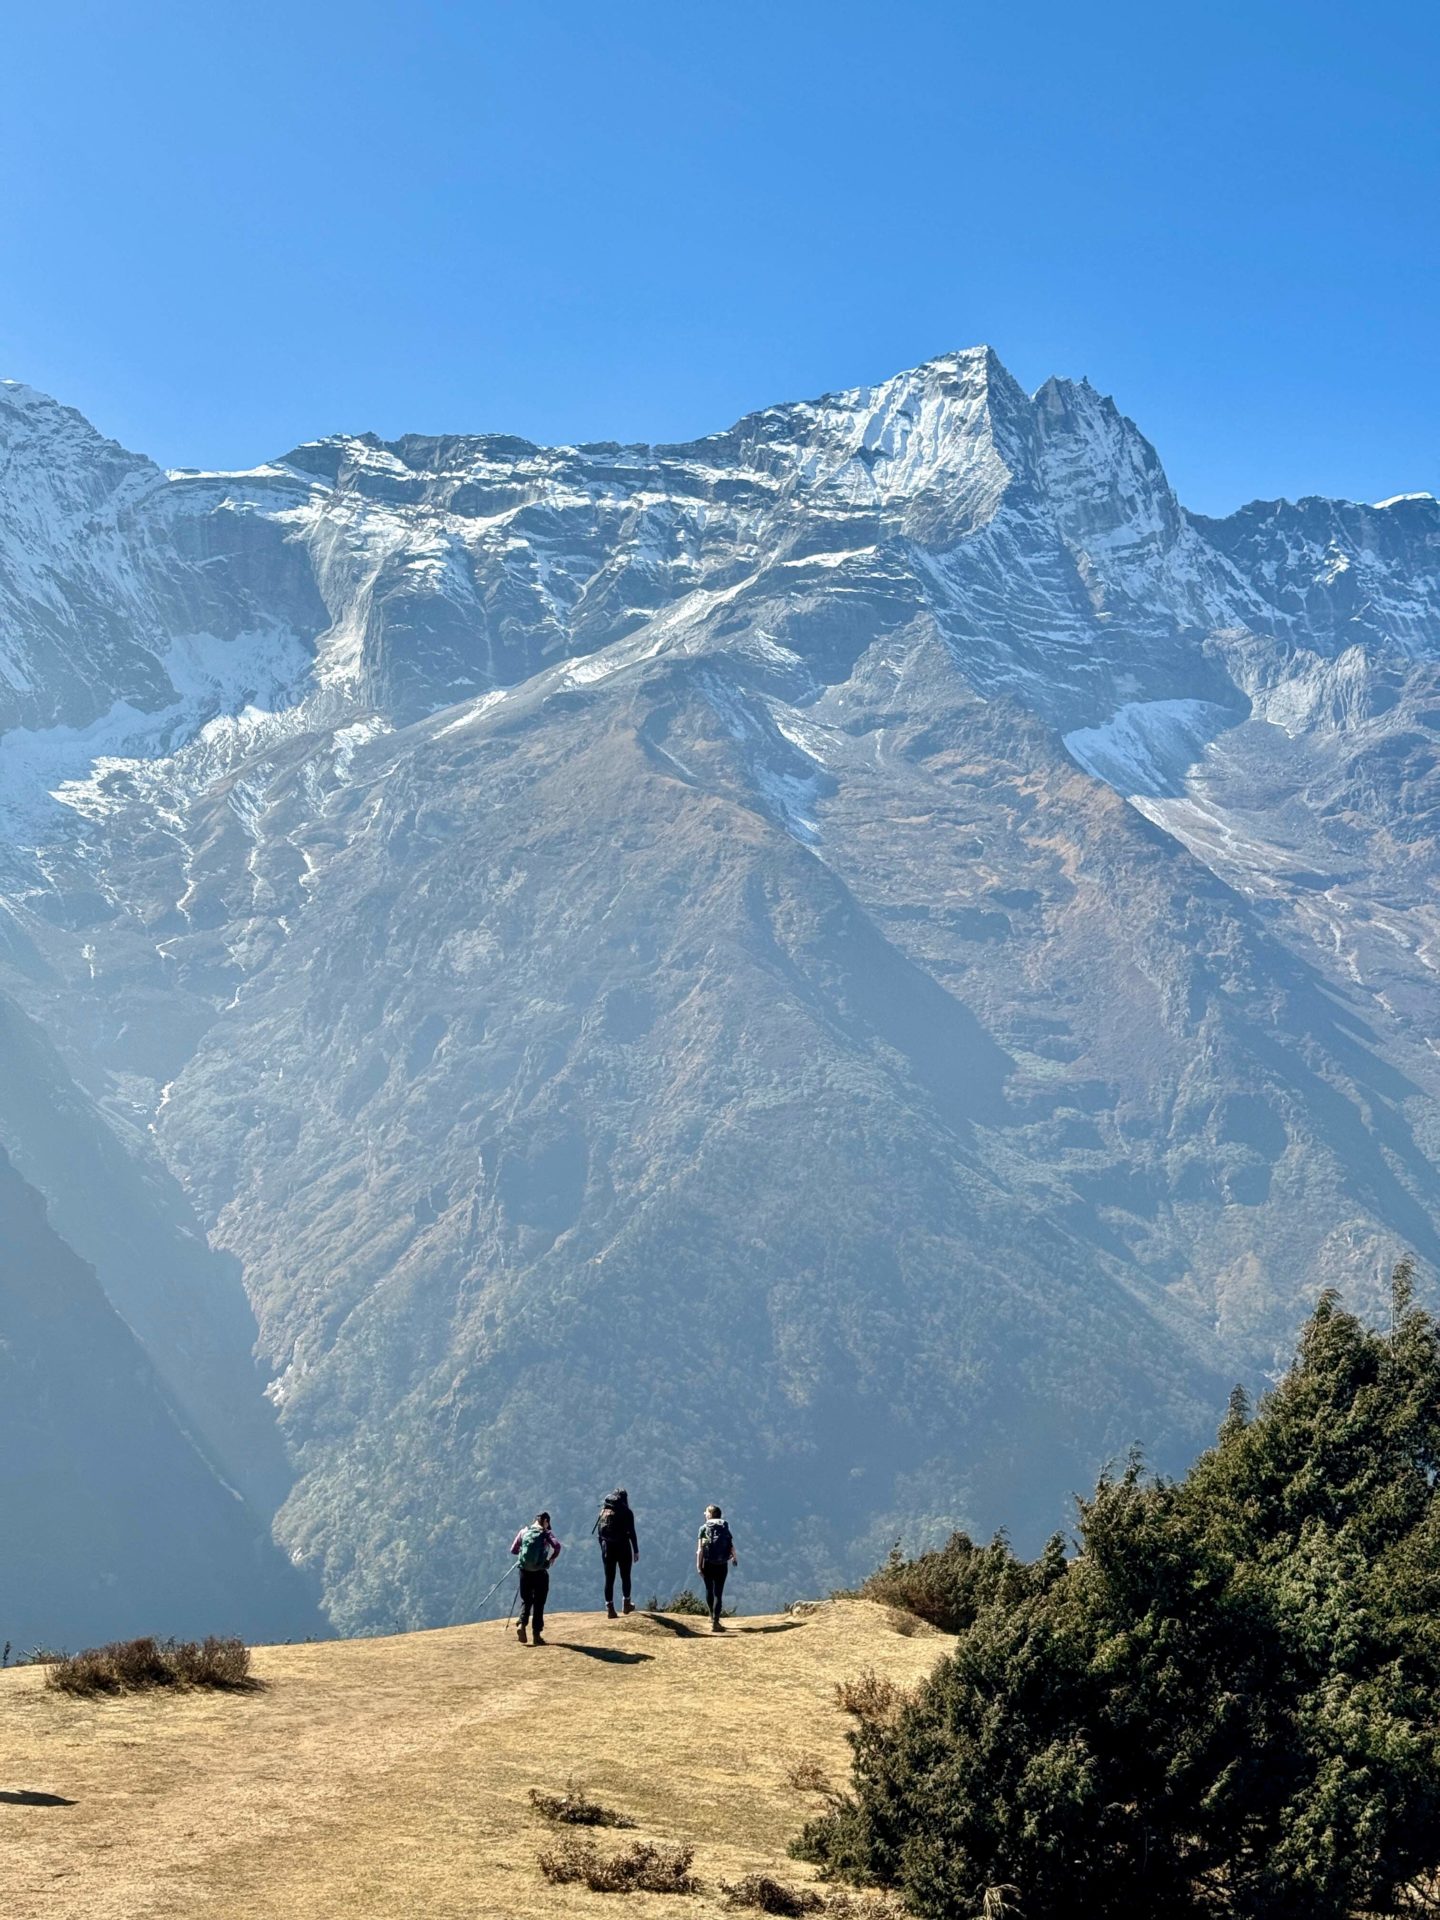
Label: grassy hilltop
xmin=2 ymin=1598 xmax=935 ymax=1920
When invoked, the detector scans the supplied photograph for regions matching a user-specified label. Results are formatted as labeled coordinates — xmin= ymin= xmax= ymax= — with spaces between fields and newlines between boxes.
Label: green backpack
xmin=518 ymin=1524 xmax=550 ymax=1571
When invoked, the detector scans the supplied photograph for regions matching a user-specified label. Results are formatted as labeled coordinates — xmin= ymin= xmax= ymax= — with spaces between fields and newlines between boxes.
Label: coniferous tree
xmin=800 ymin=1270 xmax=1440 ymax=1918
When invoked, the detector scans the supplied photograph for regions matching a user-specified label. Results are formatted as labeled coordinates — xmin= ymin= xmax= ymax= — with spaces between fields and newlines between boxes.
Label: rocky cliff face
xmin=2 ymin=349 xmax=1437 ymax=1630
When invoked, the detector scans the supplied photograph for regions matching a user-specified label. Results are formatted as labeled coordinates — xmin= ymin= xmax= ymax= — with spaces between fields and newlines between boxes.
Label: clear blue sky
xmin=3 ymin=0 xmax=1435 ymax=515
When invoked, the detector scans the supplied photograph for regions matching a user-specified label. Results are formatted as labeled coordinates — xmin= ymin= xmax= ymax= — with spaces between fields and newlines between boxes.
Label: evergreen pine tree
xmin=800 ymin=1267 xmax=1440 ymax=1918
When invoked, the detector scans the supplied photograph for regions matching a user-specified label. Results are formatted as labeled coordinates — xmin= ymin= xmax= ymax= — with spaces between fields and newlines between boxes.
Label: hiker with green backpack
xmin=509 ymin=1511 xmax=563 ymax=1646
xmin=696 ymin=1504 xmax=738 ymax=1632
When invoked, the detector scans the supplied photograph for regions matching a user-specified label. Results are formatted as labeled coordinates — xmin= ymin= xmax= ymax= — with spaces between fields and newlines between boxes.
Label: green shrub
xmin=860 ymin=1529 xmax=1064 ymax=1634
xmin=659 ymin=1587 xmax=711 ymax=1617
xmin=800 ymin=1268 xmax=1440 ymax=1919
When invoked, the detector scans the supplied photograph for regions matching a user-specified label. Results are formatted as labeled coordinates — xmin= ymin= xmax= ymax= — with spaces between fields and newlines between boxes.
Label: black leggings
xmin=602 ymin=1544 xmax=633 ymax=1606
xmin=702 ymin=1561 xmax=729 ymax=1622
xmin=518 ymin=1567 xmax=549 ymax=1636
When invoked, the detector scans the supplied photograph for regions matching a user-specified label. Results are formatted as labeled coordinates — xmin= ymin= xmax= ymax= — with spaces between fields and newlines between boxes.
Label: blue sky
xmin=3 ymin=0 xmax=1435 ymax=514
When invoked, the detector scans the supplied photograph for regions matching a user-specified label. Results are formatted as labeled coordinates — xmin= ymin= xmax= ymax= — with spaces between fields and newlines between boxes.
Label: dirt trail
xmin=1 ymin=1599 xmax=944 ymax=1919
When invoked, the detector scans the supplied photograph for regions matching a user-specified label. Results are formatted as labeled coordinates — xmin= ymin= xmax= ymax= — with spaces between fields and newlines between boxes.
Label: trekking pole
xmin=475 ymin=1562 xmax=518 ymax=1617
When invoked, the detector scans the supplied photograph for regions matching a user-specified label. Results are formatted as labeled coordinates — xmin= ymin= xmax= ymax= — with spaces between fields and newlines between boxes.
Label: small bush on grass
xmin=721 ymin=1872 xmax=823 ymax=1913
xmin=47 ymin=1635 xmax=254 ymax=1696
xmin=538 ymin=1835 xmax=699 ymax=1893
xmin=664 ymin=1582 xmax=714 ymax=1612
xmin=529 ymin=1782 xmax=635 ymax=1828
xmin=785 ymin=1758 xmax=833 ymax=1795
xmin=833 ymin=1668 xmax=907 ymax=1724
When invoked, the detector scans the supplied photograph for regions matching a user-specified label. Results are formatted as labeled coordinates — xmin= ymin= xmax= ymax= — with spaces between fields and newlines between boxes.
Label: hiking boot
xmin=622 ymin=1598 xmax=635 ymax=1614
xmin=516 ymin=1624 xmax=527 ymax=1645
xmin=606 ymin=1603 xmax=619 ymax=1620
xmin=532 ymin=1634 xmax=547 ymax=1647
xmin=711 ymin=1619 xmax=724 ymax=1633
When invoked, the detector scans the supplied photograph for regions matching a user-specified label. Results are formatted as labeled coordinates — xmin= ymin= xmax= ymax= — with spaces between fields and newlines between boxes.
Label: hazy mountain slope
xmin=0 ymin=347 xmax=1436 ymax=1632
xmin=156 ymin=652 xmax=1235 ymax=1627
xmin=0 ymin=1142 xmax=322 ymax=1649
xmin=0 ymin=990 xmax=293 ymax=1514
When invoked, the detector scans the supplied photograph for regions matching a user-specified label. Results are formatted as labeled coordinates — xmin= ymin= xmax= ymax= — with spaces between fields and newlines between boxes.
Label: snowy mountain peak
xmin=0 ymin=378 xmax=153 ymax=471
xmin=0 ymin=379 xmax=157 ymax=510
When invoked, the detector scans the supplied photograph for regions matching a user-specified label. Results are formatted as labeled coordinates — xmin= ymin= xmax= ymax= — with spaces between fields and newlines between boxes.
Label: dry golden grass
xmin=0 ymin=1598 xmax=943 ymax=1919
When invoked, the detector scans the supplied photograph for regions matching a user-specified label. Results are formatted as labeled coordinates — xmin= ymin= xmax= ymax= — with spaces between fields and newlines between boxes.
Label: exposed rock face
xmin=1 ymin=349 xmax=1437 ymax=1629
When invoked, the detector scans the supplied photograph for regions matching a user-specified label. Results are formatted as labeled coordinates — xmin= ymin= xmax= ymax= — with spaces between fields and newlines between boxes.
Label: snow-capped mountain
xmin=3 ymin=348 xmax=1438 ymax=1632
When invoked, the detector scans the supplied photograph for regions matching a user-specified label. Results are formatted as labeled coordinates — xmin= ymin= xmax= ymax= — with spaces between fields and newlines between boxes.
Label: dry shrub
xmin=822 ymin=1894 xmax=908 ymax=1918
xmin=528 ymin=1782 xmax=635 ymax=1828
xmin=538 ymin=1835 xmax=699 ymax=1893
xmin=721 ymin=1872 xmax=823 ymax=1913
xmin=784 ymin=1758 xmax=833 ymax=1795
xmin=833 ymin=1667 xmax=908 ymax=1723
xmin=47 ymin=1636 xmax=254 ymax=1697
xmin=980 ymin=1889 xmax=1022 ymax=1918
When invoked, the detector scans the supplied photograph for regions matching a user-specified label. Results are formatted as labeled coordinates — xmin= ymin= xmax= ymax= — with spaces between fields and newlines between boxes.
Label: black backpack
xmin=699 ymin=1518 xmax=733 ymax=1564
xmin=596 ymin=1494 xmax=629 ymax=1545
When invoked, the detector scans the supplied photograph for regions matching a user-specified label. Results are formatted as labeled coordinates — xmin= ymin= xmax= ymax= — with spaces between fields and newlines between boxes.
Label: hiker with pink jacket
xmin=510 ymin=1511 xmax=563 ymax=1645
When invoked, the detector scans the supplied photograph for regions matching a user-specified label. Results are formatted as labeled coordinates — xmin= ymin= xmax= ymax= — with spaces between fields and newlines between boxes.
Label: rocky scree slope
xmin=0 ymin=350 xmax=1437 ymax=1630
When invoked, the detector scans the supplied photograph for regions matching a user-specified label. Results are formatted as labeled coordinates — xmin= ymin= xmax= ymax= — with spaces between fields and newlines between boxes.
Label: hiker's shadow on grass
xmin=639 ymin=1614 xmax=704 ymax=1639
xmin=558 ymin=1645 xmax=654 ymax=1665
xmin=737 ymin=1621 xmax=807 ymax=1636
xmin=2 ymin=1790 xmax=76 ymax=1807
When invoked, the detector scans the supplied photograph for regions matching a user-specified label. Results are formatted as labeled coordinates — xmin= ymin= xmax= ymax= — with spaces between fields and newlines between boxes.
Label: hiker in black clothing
xmin=510 ymin=1511 xmax=563 ymax=1646
xmin=596 ymin=1488 xmax=640 ymax=1620
xmin=696 ymin=1504 xmax=737 ymax=1632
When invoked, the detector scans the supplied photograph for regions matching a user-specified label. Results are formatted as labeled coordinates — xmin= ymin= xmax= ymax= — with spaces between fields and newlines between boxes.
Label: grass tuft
xmin=538 ymin=1835 xmax=699 ymax=1893
xmin=46 ymin=1636 xmax=255 ymax=1697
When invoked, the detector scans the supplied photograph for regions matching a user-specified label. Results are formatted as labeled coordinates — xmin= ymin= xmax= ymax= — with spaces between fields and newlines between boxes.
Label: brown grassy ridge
xmin=0 ymin=1597 xmax=943 ymax=1919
